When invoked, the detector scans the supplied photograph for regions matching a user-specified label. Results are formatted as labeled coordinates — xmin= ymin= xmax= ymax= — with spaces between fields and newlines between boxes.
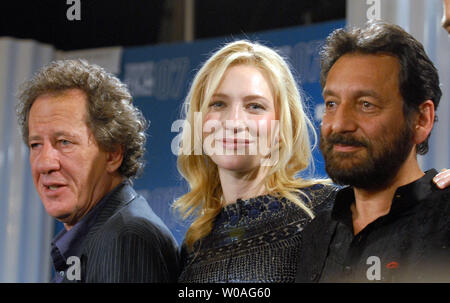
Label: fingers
xmin=433 ymin=169 xmax=450 ymax=189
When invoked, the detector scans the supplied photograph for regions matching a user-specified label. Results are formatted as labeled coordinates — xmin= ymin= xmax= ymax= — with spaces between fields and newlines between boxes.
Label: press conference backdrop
xmin=118 ymin=20 xmax=346 ymax=244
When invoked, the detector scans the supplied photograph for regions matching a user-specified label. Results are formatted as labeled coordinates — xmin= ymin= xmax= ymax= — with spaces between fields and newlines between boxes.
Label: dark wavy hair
xmin=16 ymin=59 xmax=148 ymax=179
xmin=320 ymin=20 xmax=442 ymax=155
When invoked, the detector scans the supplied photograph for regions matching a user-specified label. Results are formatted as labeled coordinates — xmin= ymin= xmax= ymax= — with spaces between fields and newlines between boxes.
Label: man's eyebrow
xmin=28 ymin=135 xmax=41 ymax=142
xmin=28 ymin=131 xmax=76 ymax=141
xmin=322 ymin=88 xmax=381 ymax=99
xmin=322 ymin=89 xmax=337 ymax=97
xmin=354 ymin=89 xmax=381 ymax=99
xmin=53 ymin=131 xmax=76 ymax=138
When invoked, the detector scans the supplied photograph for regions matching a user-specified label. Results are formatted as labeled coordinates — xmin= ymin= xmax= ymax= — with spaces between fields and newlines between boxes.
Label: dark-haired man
xmin=17 ymin=59 xmax=179 ymax=282
xmin=296 ymin=21 xmax=449 ymax=282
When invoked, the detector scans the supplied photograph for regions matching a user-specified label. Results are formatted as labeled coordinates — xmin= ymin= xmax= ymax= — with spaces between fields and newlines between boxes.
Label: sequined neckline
xmin=215 ymin=194 xmax=287 ymax=228
xmin=222 ymin=194 xmax=274 ymax=211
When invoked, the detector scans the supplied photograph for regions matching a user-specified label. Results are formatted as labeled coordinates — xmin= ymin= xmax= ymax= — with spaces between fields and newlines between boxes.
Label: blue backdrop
xmin=117 ymin=19 xmax=346 ymax=244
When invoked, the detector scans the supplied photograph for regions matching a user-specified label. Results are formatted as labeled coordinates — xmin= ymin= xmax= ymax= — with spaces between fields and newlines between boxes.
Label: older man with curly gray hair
xmin=16 ymin=59 xmax=179 ymax=282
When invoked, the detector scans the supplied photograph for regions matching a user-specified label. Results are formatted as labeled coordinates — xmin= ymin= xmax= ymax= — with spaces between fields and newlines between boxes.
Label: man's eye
xmin=59 ymin=140 xmax=72 ymax=146
xmin=361 ymin=101 xmax=375 ymax=109
xmin=325 ymin=101 xmax=336 ymax=108
xmin=30 ymin=143 xmax=41 ymax=149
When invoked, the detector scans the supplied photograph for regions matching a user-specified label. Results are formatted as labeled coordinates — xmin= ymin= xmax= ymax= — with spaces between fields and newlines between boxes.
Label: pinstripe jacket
xmin=62 ymin=182 xmax=179 ymax=282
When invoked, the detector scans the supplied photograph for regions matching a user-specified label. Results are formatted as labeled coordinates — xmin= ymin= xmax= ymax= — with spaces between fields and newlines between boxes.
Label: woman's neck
xmin=218 ymin=167 xmax=269 ymax=205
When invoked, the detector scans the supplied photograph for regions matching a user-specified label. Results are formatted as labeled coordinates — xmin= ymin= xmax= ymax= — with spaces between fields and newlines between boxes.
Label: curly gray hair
xmin=16 ymin=59 xmax=147 ymax=179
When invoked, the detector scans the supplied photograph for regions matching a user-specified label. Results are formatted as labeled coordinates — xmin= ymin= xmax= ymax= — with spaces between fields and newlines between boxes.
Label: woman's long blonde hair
xmin=173 ymin=40 xmax=324 ymax=250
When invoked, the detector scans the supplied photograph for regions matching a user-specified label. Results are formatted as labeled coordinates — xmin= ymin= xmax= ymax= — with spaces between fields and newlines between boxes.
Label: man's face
xmin=319 ymin=53 xmax=415 ymax=190
xmin=443 ymin=0 xmax=450 ymax=34
xmin=28 ymin=89 xmax=114 ymax=228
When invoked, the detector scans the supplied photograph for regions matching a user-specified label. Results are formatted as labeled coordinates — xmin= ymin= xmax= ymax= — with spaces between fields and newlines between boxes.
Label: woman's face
xmin=202 ymin=64 xmax=277 ymax=173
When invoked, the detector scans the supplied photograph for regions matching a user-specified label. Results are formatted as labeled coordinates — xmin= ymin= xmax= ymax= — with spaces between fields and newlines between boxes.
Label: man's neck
xmin=64 ymin=174 xmax=124 ymax=231
xmin=351 ymin=153 xmax=424 ymax=235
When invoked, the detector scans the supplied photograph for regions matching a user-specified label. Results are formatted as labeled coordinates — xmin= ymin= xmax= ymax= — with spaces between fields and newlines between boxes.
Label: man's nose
xmin=329 ymin=103 xmax=358 ymax=134
xmin=35 ymin=143 xmax=60 ymax=174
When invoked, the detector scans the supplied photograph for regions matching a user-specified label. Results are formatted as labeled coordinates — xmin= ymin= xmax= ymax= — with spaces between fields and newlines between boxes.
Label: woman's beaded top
xmin=178 ymin=183 xmax=338 ymax=283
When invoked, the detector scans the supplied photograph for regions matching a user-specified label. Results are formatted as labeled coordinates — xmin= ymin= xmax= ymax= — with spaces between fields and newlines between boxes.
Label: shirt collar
xmin=331 ymin=169 xmax=439 ymax=225
xmin=394 ymin=169 xmax=439 ymax=202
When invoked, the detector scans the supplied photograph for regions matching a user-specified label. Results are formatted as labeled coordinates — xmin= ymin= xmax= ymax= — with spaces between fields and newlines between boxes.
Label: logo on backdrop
xmin=123 ymin=57 xmax=190 ymax=100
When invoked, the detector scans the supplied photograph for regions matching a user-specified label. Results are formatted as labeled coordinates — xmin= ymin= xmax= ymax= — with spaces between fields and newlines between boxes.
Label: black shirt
xmin=299 ymin=169 xmax=450 ymax=283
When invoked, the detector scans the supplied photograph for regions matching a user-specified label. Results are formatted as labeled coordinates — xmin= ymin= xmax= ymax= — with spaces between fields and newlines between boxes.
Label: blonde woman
xmin=173 ymin=40 xmax=450 ymax=282
xmin=173 ymin=40 xmax=336 ymax=282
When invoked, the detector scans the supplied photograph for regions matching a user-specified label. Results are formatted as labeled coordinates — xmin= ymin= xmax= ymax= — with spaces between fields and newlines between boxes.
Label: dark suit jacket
xmin=63 ymin=182 xmax=179 ymax=282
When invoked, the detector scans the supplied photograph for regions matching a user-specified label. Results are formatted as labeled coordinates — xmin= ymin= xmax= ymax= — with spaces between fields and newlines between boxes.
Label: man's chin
xmin=55 ymin=213 xmax=72 ymax=221
xmin=325 ymin=156 xmax=368 ymax=172
xmin=325 ymin=159 xmax=377 ymax=188
xmin=327 ymin=172 xmax=371 ymax=187
xmin=44 ymin=206 xmax=72 ymax=221
xmin=326 ymin=162 xmax=399 ymax=190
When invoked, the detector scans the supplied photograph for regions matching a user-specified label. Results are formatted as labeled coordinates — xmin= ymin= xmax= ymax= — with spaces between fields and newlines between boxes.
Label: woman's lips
xmin=218 ymin=138 xmax=254 ymax=150
xmin=222 ymin=138 xmax=251 ymax=144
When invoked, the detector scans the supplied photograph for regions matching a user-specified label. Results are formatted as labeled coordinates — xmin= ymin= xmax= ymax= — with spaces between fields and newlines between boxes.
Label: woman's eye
xmin=248 ymin=103 xmax=265 ymax=110
xmin=209 ymin=101 xmax=224 ymax=108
